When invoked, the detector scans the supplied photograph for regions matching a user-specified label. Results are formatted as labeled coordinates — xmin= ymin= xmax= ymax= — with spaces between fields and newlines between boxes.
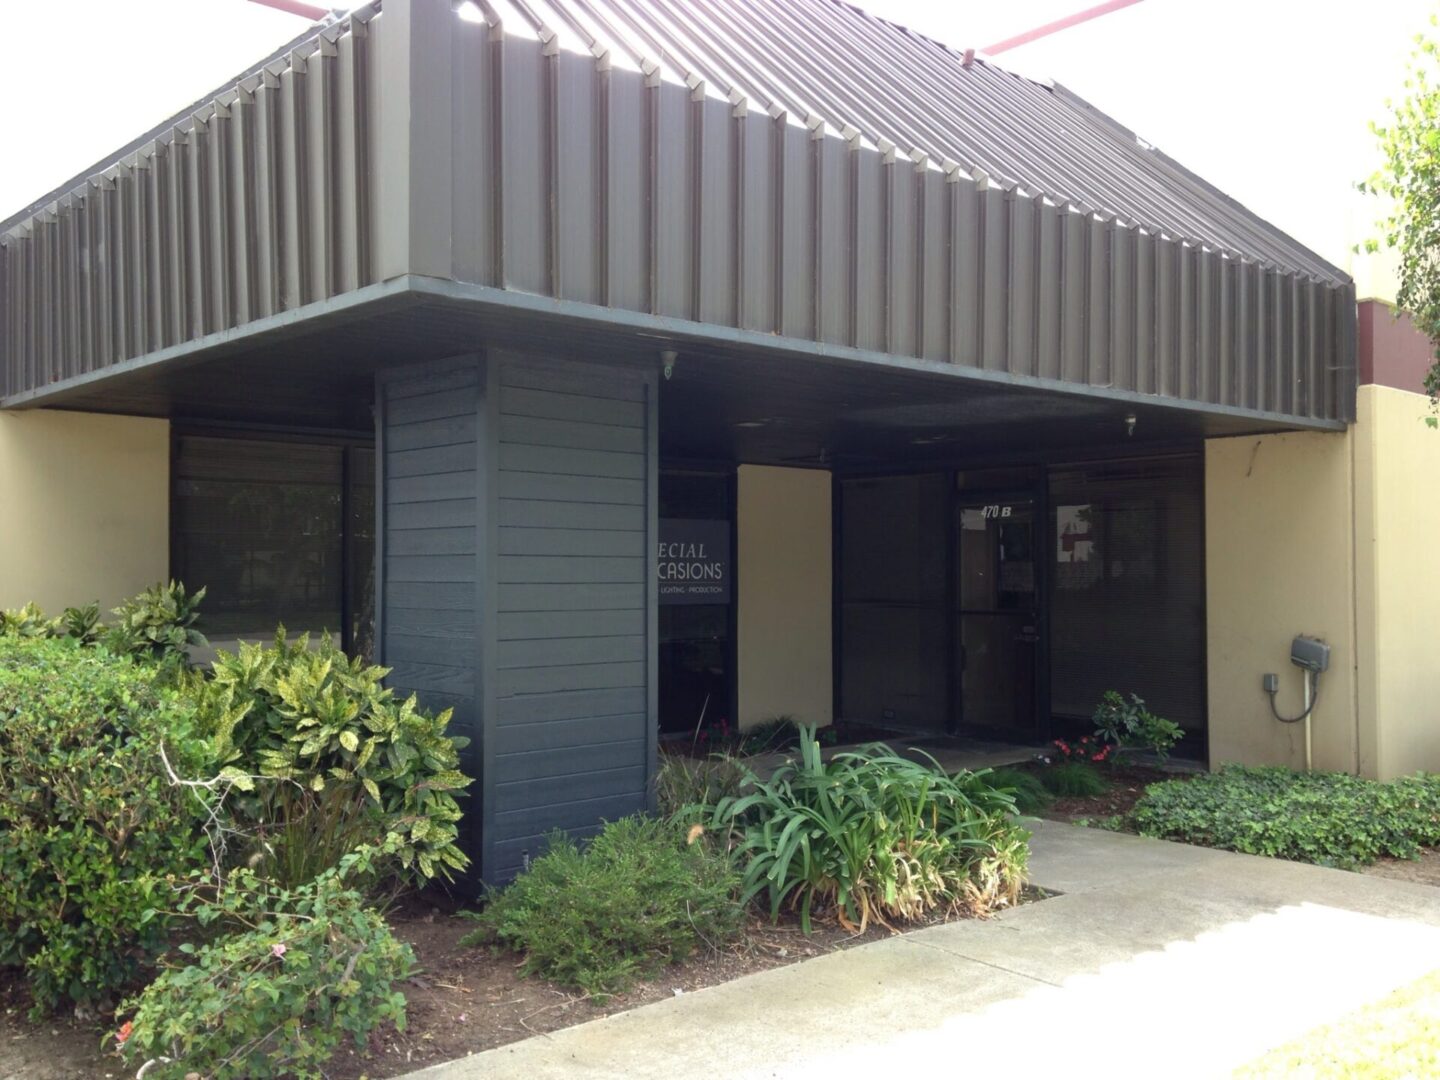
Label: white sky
xmin=0 ymin=0 xmax=1430 ymax=294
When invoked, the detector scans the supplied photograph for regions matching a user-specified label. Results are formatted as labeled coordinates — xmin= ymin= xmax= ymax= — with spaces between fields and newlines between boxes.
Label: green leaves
xmin=102 ymin=581 xmax=208 ymax=665
xmin=0 ymin=636 xmax=213 ymax=1015
xmin=1092 ymin=691 xmax=1184 ymax=762
xmin=1130 ymin=766 xmax=1440 ymax=868
xmin=117 ymin=870 xmax=414 ymax=1080
xmin=462 ymin=817 xmax=744 ymax=999
xmin=707 ymin=726 xmax=1029 ymax=933
xmin=1366 ymin=22 xmax=1440 ymax=409
xmin=0 ymin=601 xmax=62 ymax=639
xmin=197 ymin=629 xmax=472 ymax=888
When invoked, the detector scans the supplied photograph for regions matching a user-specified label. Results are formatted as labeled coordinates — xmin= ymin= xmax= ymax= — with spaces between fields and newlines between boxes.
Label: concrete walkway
xmin=410 ymin=821 xmax=1440 ymax=1079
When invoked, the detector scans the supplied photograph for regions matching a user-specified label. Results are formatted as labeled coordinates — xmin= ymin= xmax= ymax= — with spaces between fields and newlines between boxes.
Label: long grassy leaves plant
xmin=707 ymin=727 xmax=1029 ymax=933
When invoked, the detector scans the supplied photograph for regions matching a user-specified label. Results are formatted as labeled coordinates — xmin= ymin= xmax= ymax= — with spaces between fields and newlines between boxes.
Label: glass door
xmin=956 ymin=495 xmax=1040 ymax=736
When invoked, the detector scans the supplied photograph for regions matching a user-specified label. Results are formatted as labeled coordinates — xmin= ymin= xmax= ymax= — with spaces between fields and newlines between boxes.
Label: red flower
xmin=115 ymin=1021 xmax=133 ymax=1048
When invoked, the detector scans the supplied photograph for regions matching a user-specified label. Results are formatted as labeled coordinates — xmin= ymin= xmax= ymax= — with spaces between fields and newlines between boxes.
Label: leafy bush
xmin=986 ymin=767 xmax=1053 ymax=815
xmin=710 ymin=728 xmax=1028 ymax=933
xmin=103 ymin=580 xmax=208 ymax=664
xmin=0 ymin=601 xmax=61 ymax=638
xmin=60 ymin=601 xmax=104 ymax=645
xmin=0 ymin=637 xmax=212 ymax=1014
xmin=198 ymin=631 xmax=471 ymax=887
xmin=1093 ymin=691 xmax=1184 ymax=762
xmin=461 ymin=816 xmax=743 ymax=998
xmin=1038 ymin=760 xmax=1110 ymax=797
xmin=2 ymin=584 xmax=205 ymax=663
xmin=118 ymin=861 xmax=413 ymax=1080
xmin=655 ymin=749 xmax=749 ymax=817
xmin=1130 ymin=766 xmax=1440 ymax=868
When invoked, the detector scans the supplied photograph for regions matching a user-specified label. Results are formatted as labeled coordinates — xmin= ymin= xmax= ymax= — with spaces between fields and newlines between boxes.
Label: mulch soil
xmin=0 ymin=887 xmax=1045 ymax=1080
xmin=1363 ymin=849 xmax=1440 ymax=888
xmin=1031 ymin=762 xmax=1192 ymax=824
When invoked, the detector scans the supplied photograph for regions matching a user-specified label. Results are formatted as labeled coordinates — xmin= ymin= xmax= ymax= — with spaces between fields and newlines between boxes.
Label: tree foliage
xmin=1364 ymin=14 xmax=1440 ymax=421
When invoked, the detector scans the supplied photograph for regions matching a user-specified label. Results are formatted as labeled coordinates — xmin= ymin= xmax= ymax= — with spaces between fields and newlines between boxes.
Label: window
xmin=172 ymin=434 xmax=375 ymax=654
xmin=1048 ymin=455 xmax=1205 ymax=740
xmin=658 ymin=470 xmax=733 ymax=734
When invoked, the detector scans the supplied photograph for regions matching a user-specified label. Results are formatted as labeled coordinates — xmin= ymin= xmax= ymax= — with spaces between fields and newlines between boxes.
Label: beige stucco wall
xmin=736 ymin=464 xmax=833 ymax=730
xmin=0 ymin=410 xmax=170 ymax=614
xmin=1204 ymin=430 xmax=1360 ymax=774
xmin=1353 ymin=383 xmax=1440 ymax=778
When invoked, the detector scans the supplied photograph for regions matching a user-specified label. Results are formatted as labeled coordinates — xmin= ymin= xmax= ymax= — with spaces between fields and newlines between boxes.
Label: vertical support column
xmin=736 ymin=465 xmax=834 ymax=730
xmin=376 ymin=357 xmax=486 ymax=868
xmin=377 ymin=353 xmax=658 ymax=885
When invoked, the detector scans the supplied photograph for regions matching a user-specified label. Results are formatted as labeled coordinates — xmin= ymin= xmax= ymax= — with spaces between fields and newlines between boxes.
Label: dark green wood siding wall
xmin=377 ymin=352 xmax=658 ymax=884
xmin=489 ymin=357 xmax=656 ymax=881
xmin=377 ymin=360 xmax=483 ymax=791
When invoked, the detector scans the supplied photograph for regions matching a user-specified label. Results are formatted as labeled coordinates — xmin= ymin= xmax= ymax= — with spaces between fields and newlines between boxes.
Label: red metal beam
xmin=982 ymin=0 xmax=1145 ymax=56
xmin=247 ymin=0 xmax=331 ymax=21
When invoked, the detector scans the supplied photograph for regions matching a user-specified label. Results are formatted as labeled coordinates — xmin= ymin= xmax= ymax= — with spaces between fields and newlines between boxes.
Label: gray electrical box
xmin=1290 ymin=635 xmax=1330 ymax=673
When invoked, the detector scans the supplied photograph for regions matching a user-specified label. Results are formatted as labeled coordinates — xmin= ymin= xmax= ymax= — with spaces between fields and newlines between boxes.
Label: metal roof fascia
xmin=1 ymin=270 xmax=1347 ymax=436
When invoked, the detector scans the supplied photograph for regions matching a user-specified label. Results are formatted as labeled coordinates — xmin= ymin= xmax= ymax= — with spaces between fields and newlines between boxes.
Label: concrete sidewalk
xmin=409 ymin=821 xmax=1440 ymax=1079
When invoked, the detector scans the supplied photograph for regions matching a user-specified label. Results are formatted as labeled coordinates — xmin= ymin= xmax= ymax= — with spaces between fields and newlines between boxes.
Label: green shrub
xmin=1130 ymin=766 xmax=1440 ymax=868
xmin=710 ymin=728 xmax=1029 ymax=933
xmin=655 ymin=749 xmax=749 ymax=817
xmin=0 ymin=601 xmax=61 ymax=638
xmin=986 ymin=767 xmax=1053 ymax=815
xmin=3 ymin=584 xmax=207 ymax=665
xmin=199 ymin=630 xmax=472 ymax=887
xmin=118 ymin=863 xmax=413 ymax=1080
xmin=0 ymin=637 xmax=212 ymax=1014
xmin=1093 ymin=691 xmax=1184 ymax=762
xmin=461 ymin=816 xmax=744 ymax=999
xmin=1039 ymin=760 xmax=1110 ymax=797
xmin=60 ymin=601 xmax=104 ymax=645
xmin=103 ymin=580 xmax=208 ymax=664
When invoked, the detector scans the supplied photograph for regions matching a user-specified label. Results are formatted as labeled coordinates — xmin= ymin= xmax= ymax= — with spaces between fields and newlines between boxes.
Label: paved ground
xmin=408 ymin=821 xmax=1440 ymax=1079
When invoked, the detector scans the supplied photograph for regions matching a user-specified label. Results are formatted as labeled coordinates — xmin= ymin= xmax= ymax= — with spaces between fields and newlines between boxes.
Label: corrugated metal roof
xmin=471 ymin=0 xmax=1344 ymax=285
xmin=0 ymin=0 xmax=1355 ymax=425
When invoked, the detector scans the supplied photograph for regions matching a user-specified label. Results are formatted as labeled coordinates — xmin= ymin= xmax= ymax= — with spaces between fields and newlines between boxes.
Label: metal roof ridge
xmin=1047 ymin=80 xmax=1350 ymax=284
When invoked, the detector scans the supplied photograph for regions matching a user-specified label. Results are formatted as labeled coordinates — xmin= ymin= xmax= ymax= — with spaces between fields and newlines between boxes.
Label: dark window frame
xmin=169 ymin=422 xmax=376 ymax=655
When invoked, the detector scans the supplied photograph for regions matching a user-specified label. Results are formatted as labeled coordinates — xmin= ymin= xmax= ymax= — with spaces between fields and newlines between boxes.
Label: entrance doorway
xmin=955 ymin=494 xmax=1040 ymax=737
xmin=837 ymin=454 xmax=1206 ymax=752
xmin=837 ymin=467 xmax=1042 ymax=738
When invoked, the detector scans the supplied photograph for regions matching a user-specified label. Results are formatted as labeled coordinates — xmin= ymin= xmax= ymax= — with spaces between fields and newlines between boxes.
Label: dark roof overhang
xmin=0 ymin=0 xmax=1357 ymax=427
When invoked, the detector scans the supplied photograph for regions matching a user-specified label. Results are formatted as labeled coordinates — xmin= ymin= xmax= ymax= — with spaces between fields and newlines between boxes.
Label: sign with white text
xmin=657 ymin=519 xmax=731 ymax=605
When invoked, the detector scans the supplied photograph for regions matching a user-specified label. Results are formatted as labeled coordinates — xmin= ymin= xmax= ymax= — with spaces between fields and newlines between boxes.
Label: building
xmin=2 ymin=0 xmax=1436 ymax=882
